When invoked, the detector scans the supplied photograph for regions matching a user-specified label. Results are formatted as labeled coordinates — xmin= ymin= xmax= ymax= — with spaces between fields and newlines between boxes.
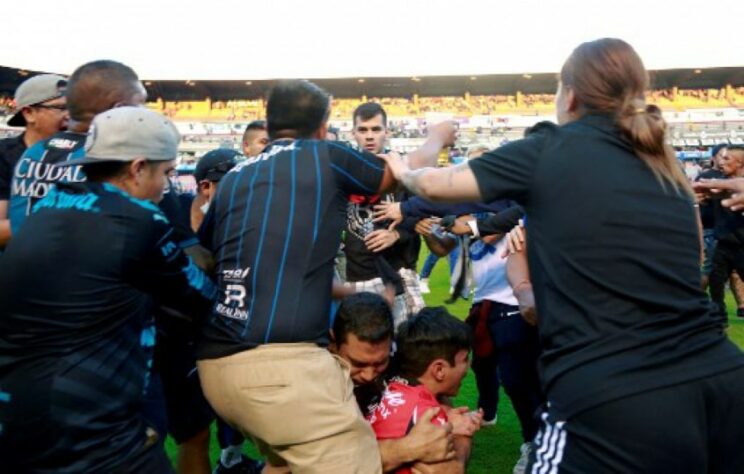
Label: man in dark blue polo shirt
xmin=196 ymin=79 xmax=455 ymax=473
xmin=0 ymin=107 xmax=216 ymax=473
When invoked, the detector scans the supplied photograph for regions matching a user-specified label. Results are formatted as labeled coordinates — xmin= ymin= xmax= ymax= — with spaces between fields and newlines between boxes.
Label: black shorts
xmin=528 ymin=366 xmax=744 ymax=474
xmin=156 ymin=319 xmax=214 ymax=444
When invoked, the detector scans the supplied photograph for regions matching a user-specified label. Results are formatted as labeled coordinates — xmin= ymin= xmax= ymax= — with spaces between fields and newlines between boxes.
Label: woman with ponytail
xmin=382 ymin=38 xmax=744 ymax=472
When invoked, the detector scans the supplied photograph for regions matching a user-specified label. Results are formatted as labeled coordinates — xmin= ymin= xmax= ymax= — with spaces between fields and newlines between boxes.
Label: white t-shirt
xmin=470 ymin=237 xmax=518 ymax=305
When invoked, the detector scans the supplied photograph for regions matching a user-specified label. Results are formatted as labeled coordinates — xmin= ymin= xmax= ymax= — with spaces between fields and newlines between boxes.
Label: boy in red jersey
xmin=367 ymin=307 xmax=481 ymax=474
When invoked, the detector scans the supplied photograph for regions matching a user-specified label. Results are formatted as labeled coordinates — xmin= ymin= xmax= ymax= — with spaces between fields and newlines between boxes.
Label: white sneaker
xmin=513 ymin=442 xmax=532 ymax=474
xmin=482 ymin=414 xmax=497 ymax=426
xmin=419 ymin=278 xmax=431 ymax=294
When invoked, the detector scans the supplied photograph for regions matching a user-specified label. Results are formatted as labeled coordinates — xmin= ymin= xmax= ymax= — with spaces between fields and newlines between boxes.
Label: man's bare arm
xmin=382 ymin=152 xmax=482 ymax=202
xmin=0 ymin=200 xmax=12 ymax=247
xmin=378 ymin=408 xmax=455 ymax=471
xmin=378 ymin=122 xmax=457 ymax=194
xmin=410 ymin=436 xmax=472 ymax=474
xmin=406 ymin=122 xmax=458 ymax=170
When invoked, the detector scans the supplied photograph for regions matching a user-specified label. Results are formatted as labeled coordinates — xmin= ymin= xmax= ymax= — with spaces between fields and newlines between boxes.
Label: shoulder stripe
xmin=327 ymin=141 xmax=384 ymax=171
xmin=330 ymin=163 xmax=375 ymax=194
xmin=244 ymin=156 xmax=277 ymax=336
xmin=264 ymin=147 xmax=297 ymax=342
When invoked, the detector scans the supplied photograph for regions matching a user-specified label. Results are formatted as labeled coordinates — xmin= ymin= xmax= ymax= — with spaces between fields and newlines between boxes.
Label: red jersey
xmin=366 ymin=379 xmax=448 ymax=474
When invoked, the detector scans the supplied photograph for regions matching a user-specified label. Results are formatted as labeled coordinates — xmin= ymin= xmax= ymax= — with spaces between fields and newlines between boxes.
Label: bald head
xmin=66 ymin=60 xmax=146 ymax=125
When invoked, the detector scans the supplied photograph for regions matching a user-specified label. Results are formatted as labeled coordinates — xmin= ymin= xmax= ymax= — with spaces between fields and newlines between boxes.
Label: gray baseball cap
xmin=7 ymin=74 xmax=67 ymax=127
xmin=60 ymin=107 xmax=180 ymax=167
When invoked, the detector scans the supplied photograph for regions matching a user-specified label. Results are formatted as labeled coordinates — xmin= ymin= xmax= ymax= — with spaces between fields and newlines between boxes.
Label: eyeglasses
xmin=33 ymin=104 xmax=67 ymax=111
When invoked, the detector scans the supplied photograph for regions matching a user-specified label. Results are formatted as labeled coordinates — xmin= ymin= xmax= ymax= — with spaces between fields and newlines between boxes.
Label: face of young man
xmin=720 ymin=150 xmax=744 ymax=178
xmin=352 ymin=113 xmax=387 ymax=154
xmin=713 ymin=147 xmax=728 ymax=170
xmin=440 ymin=349 xmax=470 ymax=397
xmin=243 ymin=129 xmax=269 ymax=157
xmin=336 ymin=333 xmax=391 ymax=386
xmin=134 ymin=160 xmax=176 ymax=203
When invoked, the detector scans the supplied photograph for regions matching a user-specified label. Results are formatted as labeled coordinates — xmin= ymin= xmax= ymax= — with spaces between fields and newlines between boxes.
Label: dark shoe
xmin=213 ymin=455 xmax=265 ymax=474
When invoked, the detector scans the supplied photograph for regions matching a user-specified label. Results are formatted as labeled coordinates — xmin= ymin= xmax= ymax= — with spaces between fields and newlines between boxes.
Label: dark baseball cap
xmin=194 ymin=148 xmax=240 ymax=182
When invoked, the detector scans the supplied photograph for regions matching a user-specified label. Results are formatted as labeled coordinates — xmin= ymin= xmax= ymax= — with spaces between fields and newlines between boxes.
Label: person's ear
xmin=21 ymin=107 xmax=35 ymax=126
xmin=315 ymin=121 xmax=328 ymax=140
xmin=130 ymin=158 xmax=148 ymax=181
xmin=565 ymin=86 xmax=579 ymax=113
xmin=428 ymin=359 xmax=447 ymax=383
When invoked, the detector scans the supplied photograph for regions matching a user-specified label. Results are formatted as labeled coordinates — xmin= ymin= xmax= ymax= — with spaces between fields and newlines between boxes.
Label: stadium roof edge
xmin=1 ymin=65 xmax=743 ymax=102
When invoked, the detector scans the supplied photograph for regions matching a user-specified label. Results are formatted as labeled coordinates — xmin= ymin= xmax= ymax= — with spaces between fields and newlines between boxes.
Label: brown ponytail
xmin=561 ymin=38 xmax=691 ymax=195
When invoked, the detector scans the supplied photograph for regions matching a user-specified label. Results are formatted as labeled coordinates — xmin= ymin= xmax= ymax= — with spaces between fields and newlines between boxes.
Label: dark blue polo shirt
xmin=0 ymin=181 xmax=216 ymax=473
xmin=197 ymin=139 xmax=386 ymax=359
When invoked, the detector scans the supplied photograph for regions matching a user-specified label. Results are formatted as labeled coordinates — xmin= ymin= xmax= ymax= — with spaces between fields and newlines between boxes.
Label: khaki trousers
xmin=198 ymin=343 xmax=381 ymax=474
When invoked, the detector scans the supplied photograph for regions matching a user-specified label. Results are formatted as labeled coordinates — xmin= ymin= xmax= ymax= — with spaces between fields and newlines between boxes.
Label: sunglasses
xmin=33 ymin=104 xmax=67 ymax=111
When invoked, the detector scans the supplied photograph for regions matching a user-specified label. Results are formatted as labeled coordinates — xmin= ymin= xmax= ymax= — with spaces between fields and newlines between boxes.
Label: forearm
xmin=423 ymin=233 xmax=456 ymax=257
xmin=506 ymin=250 xmax=531 ymax=290
xmin=399 ymin=164 xmax=481 ymax=203
xmin=477 ymin=206 xmax=524 ymax=236
xmin=0 ymin=219 xmax=11 ymax=247
xmin=379 ymin=438 xmax=418 ymax=472
xmin=332 ymin=280 xmax=356 ymax=300
xmin=453 ymin=435 xmax=471 ymax=467
xmin=0 ymin=200 xmax=9 ymax=247
xmin=410 ymin=437 xmax=470 ymax=474
xmin=407 ymin=135 xmax=446 ymax=169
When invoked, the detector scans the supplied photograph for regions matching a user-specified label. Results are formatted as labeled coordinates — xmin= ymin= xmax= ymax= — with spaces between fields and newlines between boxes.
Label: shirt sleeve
xmin=125 ymin=210 xmax=217 ymax=321
xmin=467 ymin=121 xmax=556 ymax=204
xmin=327 ymin=141 xmax=386 ymax=196
xmin=158 ymin=184 xmax=199 ymax=248
xmin=476 ymin=205 xmax=525 ymax=236
xmin=403 ymin=196 xmax=511 ymax=218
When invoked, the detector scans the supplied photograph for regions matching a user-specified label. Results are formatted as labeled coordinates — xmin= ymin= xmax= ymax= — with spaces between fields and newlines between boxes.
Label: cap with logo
xmin=194 ymin=148 xmax=240 ymax=183
xmin=59 ymin=106 xmax=180 ymax=167
xmin=7 ymin=74 xmax=68 ymax=127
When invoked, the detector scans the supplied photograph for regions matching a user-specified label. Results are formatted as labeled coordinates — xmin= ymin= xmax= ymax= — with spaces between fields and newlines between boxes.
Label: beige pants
xmin=198 ymin=343 xmax=382 ymax=474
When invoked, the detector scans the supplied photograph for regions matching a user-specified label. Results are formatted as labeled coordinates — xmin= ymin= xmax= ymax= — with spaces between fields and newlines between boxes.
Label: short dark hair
xmin=353 ymin=102 xmax=387 ymax=127
xmin=727 ymin=145 xmax=744 ymax=160
xmin=245 ymin=120 xmax=266 ymax=133
xmin=394 ymin=307 xmax=472 ymax=380
xmin=66 ymin=60 xmax=141 ymax=123
xmin=242 ymin=120 xmax=266 ymax=144
xmin=710 ymin=143 xmax=728 ymax=158
xmin=333 ymin=292 xmax=394 ymax=346
xmin=82 ymin=161 xmax=131 ymax=182
xmin=266 ymin=80 xmax=330 ymax=140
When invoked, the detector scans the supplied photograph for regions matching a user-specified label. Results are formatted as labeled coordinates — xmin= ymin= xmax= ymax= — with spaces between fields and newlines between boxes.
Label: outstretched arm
xmin=383 ymin=154 xmax=482 ymax=203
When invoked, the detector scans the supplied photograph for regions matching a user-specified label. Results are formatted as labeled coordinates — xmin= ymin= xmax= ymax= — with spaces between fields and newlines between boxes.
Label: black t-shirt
xmin=0 ymin=133 xmax=27 ymax=200
xmin=696 ymin=168 xmax=724 ymax=230
xmin=197 ymin=139 xmax=385 ymax=359
xmin=468 ymin=114 xmax=744 ymax=419
xmin=344 ymin=191 xmax=420 ymax=282
xmin=0 ymin=181 xmax=216 ymax=472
